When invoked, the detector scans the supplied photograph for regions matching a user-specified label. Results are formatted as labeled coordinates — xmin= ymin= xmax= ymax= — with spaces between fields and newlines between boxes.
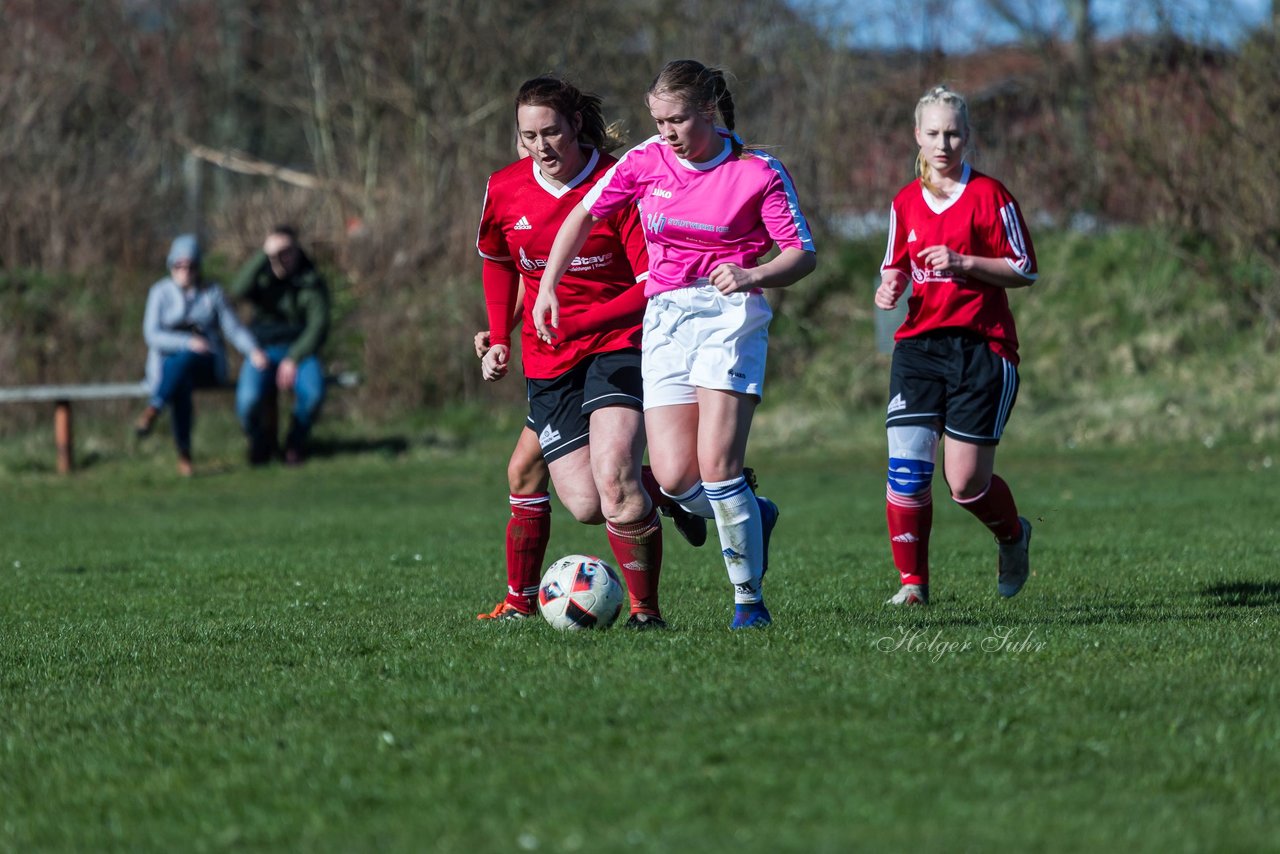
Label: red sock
xmin=640 ymin=464 xmax=671 ymax=509
xmin=953 ymin=474 xmax=1021 ymax=542
xmin=606 ymin=507 xmax=663 ymax=615
xmin=506 ymin=493 xmax=551 ymax=612
xmin=886 ymin=488 xmax=932 ymax=586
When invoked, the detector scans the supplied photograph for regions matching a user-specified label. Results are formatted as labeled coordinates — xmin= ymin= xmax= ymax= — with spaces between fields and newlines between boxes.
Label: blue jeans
xmin=236 ymin=344 xmax=325 ymax=450
xmin=151 ymin=351 xmax=220 ymax=455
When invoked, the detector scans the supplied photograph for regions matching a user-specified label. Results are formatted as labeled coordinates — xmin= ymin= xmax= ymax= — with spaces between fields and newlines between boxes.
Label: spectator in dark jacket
xmin=229 ymin=225 xmax=331 ymax=465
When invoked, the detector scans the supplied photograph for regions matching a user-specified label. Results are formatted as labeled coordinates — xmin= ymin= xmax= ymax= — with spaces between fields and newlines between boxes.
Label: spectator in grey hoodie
xmin=136 ymin=234 xmax=267 ymax=476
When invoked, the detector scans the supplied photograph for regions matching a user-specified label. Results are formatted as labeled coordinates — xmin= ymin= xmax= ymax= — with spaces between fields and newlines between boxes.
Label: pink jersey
xmin=477 ymin=148 xmax=648 ymax=379
xmin=583 ymin=131 xmax=814 ymax=297
xmin=880 ymin=164 xmax=1037 ymax=364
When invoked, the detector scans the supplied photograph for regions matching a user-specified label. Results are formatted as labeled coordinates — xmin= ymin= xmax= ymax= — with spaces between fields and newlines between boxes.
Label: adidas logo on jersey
xmin=537 ymin=424 xmax=561 ymax=448
xmin=514 ymin=216 xmax=532 ymax=230
xmin=887 ymin=393 xmax=907 ymax=414
xmin=907 ymin=228 xmax=918 ymax=242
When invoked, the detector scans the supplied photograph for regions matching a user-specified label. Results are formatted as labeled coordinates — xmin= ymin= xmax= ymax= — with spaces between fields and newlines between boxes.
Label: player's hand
xmin=187 ymin=335 xmax=210 ymax=354
xmin=481 ymin=344 xmax=510 ymax=381
xmin=249 ymin=348 xmax=269 ymax=370
xmin=875 ymin=276 xmax=908 ymax=310
xmin=709 ymin=263 xmax=757 ymax=295
xmin=533 ymin=285 xmax=560 ymax=344
xmin=919 ymin=244 xmax=968 ymax=274
xmin=474 ymin=331 xmax=491 ymax=359
xmin=276 ymin=357 xmax=298 ymax=390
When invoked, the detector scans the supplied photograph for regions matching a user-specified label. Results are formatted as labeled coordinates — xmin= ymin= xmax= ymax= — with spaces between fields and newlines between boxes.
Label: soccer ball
xmin=538 ymin=554 xmax=625 ymax=630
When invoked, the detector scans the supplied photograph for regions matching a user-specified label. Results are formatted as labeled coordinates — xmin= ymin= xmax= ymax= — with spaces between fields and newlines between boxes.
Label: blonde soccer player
xmin=534 ymin=60 xmax=816 ymax=629
xmin=876 ymin=85 xmax=1038 ymax=606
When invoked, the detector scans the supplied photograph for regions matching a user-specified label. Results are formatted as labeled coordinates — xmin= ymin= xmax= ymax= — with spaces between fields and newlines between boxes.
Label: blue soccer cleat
xmin=731 ymin=600 xmax=772 ymax=630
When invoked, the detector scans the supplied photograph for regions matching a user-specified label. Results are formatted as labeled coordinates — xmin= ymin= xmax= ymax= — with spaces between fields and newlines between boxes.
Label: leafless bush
xmin=1 ymin=0 xmax=1276 ymax=421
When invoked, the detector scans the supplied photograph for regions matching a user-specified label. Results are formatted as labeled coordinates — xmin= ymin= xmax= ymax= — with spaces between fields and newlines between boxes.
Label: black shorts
xmin=526 ymin=349 xmax=643 ymax=463
xmin=886 ymin=333 xmax=1019 ymax=445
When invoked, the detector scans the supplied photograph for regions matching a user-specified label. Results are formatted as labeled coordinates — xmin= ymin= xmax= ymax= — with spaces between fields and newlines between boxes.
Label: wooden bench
xmin=0 ymin=373 xmax=360 ymax=474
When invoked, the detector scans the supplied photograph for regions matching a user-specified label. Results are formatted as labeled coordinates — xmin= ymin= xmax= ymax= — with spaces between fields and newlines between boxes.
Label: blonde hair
xmin=648 ymin=59 xmax=743 ymax=155
xmin=914 ymin=85 xmax=971 ymax=196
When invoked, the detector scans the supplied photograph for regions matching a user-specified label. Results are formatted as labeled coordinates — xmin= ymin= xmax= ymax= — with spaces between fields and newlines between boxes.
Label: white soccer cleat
xmin=997 ymin=516 xmax=1033 ymax=598
xmin=885 ymin=583 xmax=928 ymax=606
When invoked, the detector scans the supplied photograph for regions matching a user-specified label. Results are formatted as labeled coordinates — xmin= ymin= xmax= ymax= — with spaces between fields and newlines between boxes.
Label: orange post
xmin=54 ymin=399 xmax=74 ymax=474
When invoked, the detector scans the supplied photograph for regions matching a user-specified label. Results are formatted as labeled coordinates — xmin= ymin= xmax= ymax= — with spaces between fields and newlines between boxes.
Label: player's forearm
xmin=880 ymin=268 xmax=909 ymax=289
xmin=750 ymin=248 xmax=816 ymax=290
xmin=962 ymin=255 xmax=1035 ymax=289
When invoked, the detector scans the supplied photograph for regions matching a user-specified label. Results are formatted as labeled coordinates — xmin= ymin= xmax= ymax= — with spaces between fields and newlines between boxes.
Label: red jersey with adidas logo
xmin=879 ymin=164 xmax=1036 ymax=364
xmin=477 ymin=148 xmax=648 ymax=378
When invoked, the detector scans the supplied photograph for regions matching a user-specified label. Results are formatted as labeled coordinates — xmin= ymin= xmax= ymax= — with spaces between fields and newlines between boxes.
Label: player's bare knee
xmin=565 ymin=499 xmax=604 ymax=525
xmin=602 ymin=489 xmax=651 ymax=526
xmin=507 ymin=458 xmax=546 ymax=494
xmin=950 ymin=477 xmax=989 ymax=503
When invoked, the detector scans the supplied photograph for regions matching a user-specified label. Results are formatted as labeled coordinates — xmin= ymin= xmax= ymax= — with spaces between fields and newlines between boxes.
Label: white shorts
xmin=641 ymin=283 xmax=773 ymax=409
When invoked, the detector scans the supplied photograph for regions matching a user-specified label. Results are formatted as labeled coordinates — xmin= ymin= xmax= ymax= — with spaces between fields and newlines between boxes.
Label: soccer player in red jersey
xmin=876 ymin=85 xmax=1037 ymax=606
xmin=474 ymin=76 xmax=679 ymax=628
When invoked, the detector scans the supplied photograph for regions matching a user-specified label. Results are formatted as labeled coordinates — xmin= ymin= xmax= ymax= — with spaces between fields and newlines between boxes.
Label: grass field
xmin=2 ymin=429 xmax=1278 ymax=852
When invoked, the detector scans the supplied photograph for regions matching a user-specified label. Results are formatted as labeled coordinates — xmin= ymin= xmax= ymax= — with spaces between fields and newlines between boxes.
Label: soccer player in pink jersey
xmin=876 ymin=85 xmax=1038 ymax=606
xmin=533 ymin=60 xmax=817 ymax=629
xmin=475 ymin=76 xmax=685 ymax=629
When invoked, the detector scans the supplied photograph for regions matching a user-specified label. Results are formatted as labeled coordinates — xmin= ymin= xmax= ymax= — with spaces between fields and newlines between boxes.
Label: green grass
xmin=2 ymin=434 xmax=1278 ymax=852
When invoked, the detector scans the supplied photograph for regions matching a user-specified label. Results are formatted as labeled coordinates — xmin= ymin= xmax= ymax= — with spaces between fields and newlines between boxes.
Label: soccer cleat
xmin=997 ymin=516 xmax=1033 ymax=598
xmin=659 ymin=502 xmax=707 ymax=548
xmin=623 ymin=612 xmax=668 ymax=630
xmin=757 ymin=496 xmax=779 ymax=577
xmin=885 ymin=583 xmax=929 ymax=606
xmin=176 ymin=453 xmax=194 ymax=478
xmin=730 ymin=600 xmax=772 ymax=630
xmin=476 ymin=601 xmax=534 ymax=621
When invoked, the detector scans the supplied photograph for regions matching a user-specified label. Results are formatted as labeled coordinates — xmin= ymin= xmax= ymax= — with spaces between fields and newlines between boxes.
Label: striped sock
xmin=506 ymin=493 xmax=551 ymax=611
xmin=886 ymin=486 xmax=932 ymax=586
xmin=953 ymin=475 xmax=1021 ymax=542
xmin=705 ymin=475 xmax=764 ymax=604
xmin=662 ymin=481 xmax=715 ymax=519
xmin=606 ymin=507 xmax=663 ymax=615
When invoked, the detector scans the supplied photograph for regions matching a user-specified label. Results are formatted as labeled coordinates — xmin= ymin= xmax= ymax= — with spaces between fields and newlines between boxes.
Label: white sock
xmin=704 ymin=475 xmax=763 ymax=604
xmin=663 ymin=482 xmax=714 ymax=519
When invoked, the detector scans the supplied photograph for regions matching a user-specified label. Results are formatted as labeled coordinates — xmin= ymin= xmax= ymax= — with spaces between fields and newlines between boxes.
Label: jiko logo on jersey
xmin=651 ymin=187 xmax=673 ymax=198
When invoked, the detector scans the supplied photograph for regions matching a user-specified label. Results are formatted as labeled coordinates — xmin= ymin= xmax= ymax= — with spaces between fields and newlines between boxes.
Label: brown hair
xmin=647 ymin=59 xmax=742 ymax=155
xmin=914 ymin=85 xmax=971 ymax=196
xmin=516 ymin=76 xmax=625 ymax=153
